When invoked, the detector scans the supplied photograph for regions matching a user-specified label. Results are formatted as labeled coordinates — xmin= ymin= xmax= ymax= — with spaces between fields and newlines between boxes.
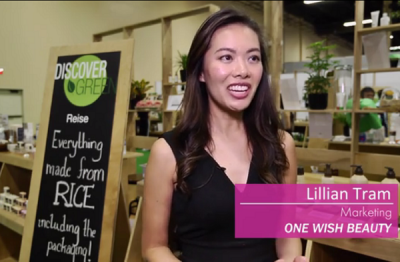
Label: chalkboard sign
xmin=20 ymin=39 xmax=134 ymax=262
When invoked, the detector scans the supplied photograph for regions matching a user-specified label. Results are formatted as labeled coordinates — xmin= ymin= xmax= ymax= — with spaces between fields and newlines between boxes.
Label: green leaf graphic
xmin=68 ymin=80 xmax=75 ymax=93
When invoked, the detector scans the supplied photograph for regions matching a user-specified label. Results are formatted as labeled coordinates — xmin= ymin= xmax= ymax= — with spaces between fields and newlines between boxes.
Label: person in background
xmin=141 ymin=8 xmax=307 ymax=262
xmin=344 ymin=87 xmax=388 ymax=137
xmin=360 ymin=87 xmax=388 ymax=136
xmin=360 ymin=86 xmax=375 ymax=100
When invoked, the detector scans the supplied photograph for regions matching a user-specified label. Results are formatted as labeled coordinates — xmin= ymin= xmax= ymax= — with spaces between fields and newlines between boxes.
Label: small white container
xmin=380 ymin=13 xmax=390 ymax=26
xmin=140 ymin=163 xmax=147 ymax=178
xmin=371 ymin=10 xmax=380 ymax=27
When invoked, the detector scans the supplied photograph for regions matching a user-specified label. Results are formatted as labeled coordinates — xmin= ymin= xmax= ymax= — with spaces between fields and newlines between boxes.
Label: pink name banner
xmin=235 ymin=184 xmax=398 ymax=238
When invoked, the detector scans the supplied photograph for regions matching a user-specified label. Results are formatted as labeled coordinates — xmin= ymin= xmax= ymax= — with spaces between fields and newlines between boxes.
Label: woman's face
xmin=200 ymin=23 xmax=263 ymax=113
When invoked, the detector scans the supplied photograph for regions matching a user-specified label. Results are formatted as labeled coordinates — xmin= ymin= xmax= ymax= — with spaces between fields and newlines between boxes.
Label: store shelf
xmin=294 ymin=121 xmax=309 ymax=127
xmin=354 ymin=109 xmax=386 ymax=113
xmin=129 ymin=108 xmax=161 ymax=113
xmin=0 ymin=152 xmax=33 ymax=170
xmin=0 ymin=209 xmax=24 ymax=235
xmin=123 ymin=151 xmax=144 ymax=159
xmin=329 ymin=140 xmax=400 ymax=148
xmin=356 ymin=67 xmax=400 ymax=74
xmin=280 ymin=109 xmax=352 ymax=113
xmin=149 ymin=131 xmax=163 ymax=136
xmin=358 ymin=23 xmax=400 ymax=35
xmin=163 ymin=82 xmax=186 ymax=86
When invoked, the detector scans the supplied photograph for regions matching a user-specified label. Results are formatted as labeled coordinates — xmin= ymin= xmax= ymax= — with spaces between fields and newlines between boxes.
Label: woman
xmin=142 ymin=8 xmax=307 ymax=262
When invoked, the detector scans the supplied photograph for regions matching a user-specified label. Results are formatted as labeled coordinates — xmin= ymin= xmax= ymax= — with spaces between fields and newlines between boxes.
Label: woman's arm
xmin=275 ymin=132 xmax=304 ymax=262
xmin=141 ymin=138 xmax=181 ymax=262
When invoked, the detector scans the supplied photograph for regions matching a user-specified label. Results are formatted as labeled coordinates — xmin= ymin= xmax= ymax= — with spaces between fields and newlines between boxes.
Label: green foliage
xmin=391 ymin=1 xmax=400 ymax=19
xmin=176 ymin=51 xmax=188 ymax=71
xmin=131 ymin=79 xmax=152 ymax=99
xmin=333 ymin=113 xmax=347 ymax=125
xmin=303 ymin=40 xmax=339 ymax=99
xmin=390 ymin=53 xmax=400 ymax=59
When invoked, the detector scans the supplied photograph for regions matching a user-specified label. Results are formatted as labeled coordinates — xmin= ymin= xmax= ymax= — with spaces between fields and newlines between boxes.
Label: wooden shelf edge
xmin=280 ymin=109 xmax=352 ymax=113
xmin=0 ymin=152 xmax=33 ymax=170
xmin=0 ymin=209 xmax=24 ymax=235
xmin=130 ymin=108 xmax=161 ymax=112
xmin=358 ymin=23 xmax=400 ymax=35
xmin=163 ymin=82 xmax=186 ymax=86
xmin=357 ymin=67 xmax=400 ymax=74
xmin=123 ymin=151 xmax=144 ymax=159
xmin=354 ymin=109 xmax=386 ymax=113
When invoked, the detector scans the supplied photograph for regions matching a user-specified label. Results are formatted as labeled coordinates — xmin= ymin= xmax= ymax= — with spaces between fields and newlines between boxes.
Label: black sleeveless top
xmin=162 ymin=130 xmax=277 ymax=262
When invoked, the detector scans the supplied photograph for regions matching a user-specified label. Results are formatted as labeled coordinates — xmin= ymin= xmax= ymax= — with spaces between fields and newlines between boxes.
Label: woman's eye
xmin=250 ymin=55 xmax=260 ymax=62
xmin=220 ymin=55 xmax=232 ymax=62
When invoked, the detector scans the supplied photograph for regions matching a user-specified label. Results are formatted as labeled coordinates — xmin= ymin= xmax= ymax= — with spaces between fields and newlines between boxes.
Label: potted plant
xmin=176 ymin=51 xmax=188 ymax=82
xmin=390 ymin=53 xmax=400 ymax=68
xmin=303 ymin=40 xmax=339 ymax=110
xmin=130 ymin=79 xmax=153 ymax=109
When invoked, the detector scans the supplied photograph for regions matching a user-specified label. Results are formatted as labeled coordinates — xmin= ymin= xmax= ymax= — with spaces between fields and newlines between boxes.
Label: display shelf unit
xmin=349 ymin=1 xmax=400 ymax=174
xmin=0 ymin=150 xmax=142 ymax=261
xmin=0 ymin=153 xmax=32 ymax=261
xmin=283 ymin=1 xmax=400 ymax=177
xmin=93 ymin=4 xmax=220 ymax=150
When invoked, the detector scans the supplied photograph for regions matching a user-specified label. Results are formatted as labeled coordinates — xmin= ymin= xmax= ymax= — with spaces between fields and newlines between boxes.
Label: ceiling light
xmin=304 ymin=1 xmax=322 ymax=4
xmin=343 ymin=19 xmax=372 ymax=27
xmin=390 ymin=35 xmax=394 ymax=39
xmin=390 ymin=46 xmax=400 ymax=51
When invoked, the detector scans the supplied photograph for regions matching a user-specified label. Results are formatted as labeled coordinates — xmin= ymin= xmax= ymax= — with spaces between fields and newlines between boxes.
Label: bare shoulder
xmin=279 ymin=130 xmax=295 ymax=151
xmin=146 ymin=138 xmax=177 ymax=181
xmin=149 ymin=138 xmax=176 ymax=163
xmin=142 ymin=138 xmax=177 ymax=254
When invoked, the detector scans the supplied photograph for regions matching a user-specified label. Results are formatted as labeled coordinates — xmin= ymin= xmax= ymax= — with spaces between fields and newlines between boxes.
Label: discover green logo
xmin=55 ymin=55 xmax=115 ymax=107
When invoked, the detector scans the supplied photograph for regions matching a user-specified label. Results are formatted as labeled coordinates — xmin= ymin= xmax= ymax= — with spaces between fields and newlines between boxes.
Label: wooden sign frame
xmin=20 ymin=38 xmax=134 ymax=262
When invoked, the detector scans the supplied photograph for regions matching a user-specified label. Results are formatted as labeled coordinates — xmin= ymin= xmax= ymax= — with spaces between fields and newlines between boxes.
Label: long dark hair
xmin=173 ymin=8 xmax=289 ymax=194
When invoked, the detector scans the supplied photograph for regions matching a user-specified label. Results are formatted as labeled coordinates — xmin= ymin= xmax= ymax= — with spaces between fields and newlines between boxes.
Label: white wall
xmin=0 ymin=1 xmax=353 ymax=124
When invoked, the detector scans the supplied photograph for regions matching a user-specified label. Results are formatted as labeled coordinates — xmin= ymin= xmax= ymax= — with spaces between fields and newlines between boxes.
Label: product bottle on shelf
xmin=321 ymin=164 xmax=334 ymax=184
xmin=381 ymin=167 xmax=400 ymax=184
xmin=0 ymin=186 xmax=8 ymax=209
xmin=380 ymin=13 xmax=390 ymax=26
xmin=297 ymin=166 xmax=305 ymax=184
xmin=0 ymin=186 xmax=10 ymax=204
xmin=350 ymin=165 xmax=368 ymax=184
xmin=15 ymin=191 xmax=27 ymax=208
xmin=381 ymin=167 xmax=400 ymax=218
